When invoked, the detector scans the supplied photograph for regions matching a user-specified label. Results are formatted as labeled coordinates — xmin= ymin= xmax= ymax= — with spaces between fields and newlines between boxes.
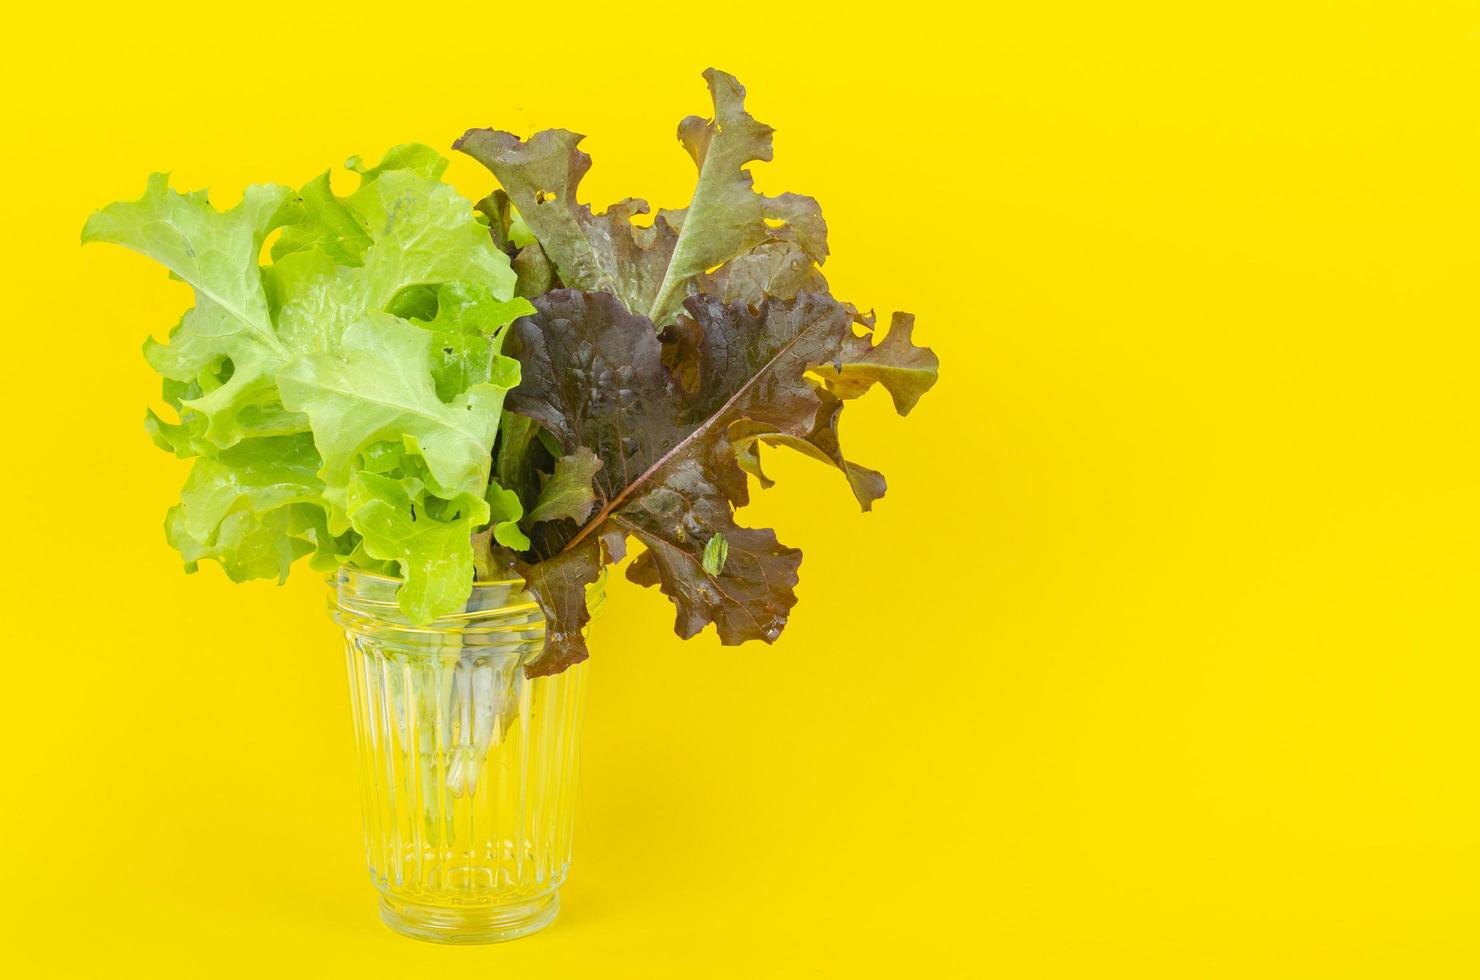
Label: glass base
xmin=378 ymin=891 xmax=560 ymax=944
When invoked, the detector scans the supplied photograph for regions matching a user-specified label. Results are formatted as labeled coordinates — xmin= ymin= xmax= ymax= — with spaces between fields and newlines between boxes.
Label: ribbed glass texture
xmin=331 ymin=567 xmax=600 ymax=944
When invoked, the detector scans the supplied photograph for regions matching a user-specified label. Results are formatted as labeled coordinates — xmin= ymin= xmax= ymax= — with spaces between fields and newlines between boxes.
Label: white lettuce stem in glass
xmin=331 ymin=566 xmax=602 ymax=944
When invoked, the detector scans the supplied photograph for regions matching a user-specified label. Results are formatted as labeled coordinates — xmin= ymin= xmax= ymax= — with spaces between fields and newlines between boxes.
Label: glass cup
xmin=331 ymin=567 xmax=601 ymax=943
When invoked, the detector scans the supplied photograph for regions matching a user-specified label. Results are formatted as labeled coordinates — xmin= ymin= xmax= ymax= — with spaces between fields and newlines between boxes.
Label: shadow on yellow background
xmin=3 ymin=1 xmax=1477 ymax=976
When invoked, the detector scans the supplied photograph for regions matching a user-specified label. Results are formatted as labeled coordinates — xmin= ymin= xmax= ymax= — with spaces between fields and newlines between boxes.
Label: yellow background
xmin=3 ymin=1 xmax=1477 ymax=976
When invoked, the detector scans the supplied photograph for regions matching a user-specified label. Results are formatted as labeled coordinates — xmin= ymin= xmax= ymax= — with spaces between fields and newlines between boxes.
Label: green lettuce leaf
xmin=270 ymin=171 xmax=372 ymax=267
xmin=526 ymin=447 xmax=602 ymax=525
xmin=85 ymin=146 xmax=523 ymax=620
xmin=403 ymin=282 xmax=534 ymax=402
xmin=277 ymin=311 xmax=517 ymax=518
xmin=83 ymin=176 xmax=298 ymax=448
xmin=485 ymin=480 xmax=531 ymax=551
xmin=346 ymin=470 xmax=486 ymax=624
xmin=164 ymin=433 xmax=327 ymax=583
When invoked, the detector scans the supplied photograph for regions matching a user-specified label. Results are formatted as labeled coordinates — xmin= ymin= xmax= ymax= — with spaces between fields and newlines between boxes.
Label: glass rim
xmin=334 ymin=562 xmax=529 ymax=590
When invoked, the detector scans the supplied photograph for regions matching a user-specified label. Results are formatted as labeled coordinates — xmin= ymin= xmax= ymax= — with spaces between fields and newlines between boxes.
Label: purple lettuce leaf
xmin=496 ymin=288 xmax=936 ymax=675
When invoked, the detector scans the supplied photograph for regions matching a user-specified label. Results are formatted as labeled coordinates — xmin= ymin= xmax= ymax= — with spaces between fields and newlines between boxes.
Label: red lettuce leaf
xmin=455 ymin=69 xmax=827 ymax=327
xmin=498 ymin=288 xmax=936 ymax=675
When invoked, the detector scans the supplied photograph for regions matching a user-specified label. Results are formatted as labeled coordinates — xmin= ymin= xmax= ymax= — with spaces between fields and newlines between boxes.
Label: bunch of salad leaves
xmin=85 ymin=69 xmax=939 ymax=679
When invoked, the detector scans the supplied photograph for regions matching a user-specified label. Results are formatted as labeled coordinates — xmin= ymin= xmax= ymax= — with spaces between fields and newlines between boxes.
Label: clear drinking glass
xmin=331 ymin=567 xmax=601 ymax=943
